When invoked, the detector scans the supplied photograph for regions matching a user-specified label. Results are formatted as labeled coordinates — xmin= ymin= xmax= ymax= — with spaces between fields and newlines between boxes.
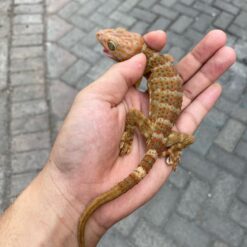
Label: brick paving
xmin=0 ymin=0 xmax=247 ymax=246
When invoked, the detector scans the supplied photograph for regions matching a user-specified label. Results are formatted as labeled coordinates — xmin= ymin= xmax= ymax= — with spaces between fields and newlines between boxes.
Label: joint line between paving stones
xmin=3 ymin=0 xmax=15 ymax=210
xmin=43 ymin=0 xmax=53 ymax=147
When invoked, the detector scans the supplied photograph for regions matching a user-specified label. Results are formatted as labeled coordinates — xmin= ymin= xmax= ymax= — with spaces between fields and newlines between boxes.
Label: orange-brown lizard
xmin=77 ymin=28 xmax=194 ymax=247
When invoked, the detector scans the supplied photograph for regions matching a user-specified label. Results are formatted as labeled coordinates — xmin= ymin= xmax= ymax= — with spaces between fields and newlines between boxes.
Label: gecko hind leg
xmin=120 ymin=109 xmax=152 ymax=156
xmin=162 ymin=131 xmax=195 ymax=170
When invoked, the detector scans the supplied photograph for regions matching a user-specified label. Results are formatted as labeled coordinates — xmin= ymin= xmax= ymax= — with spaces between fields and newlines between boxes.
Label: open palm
xmin=48 ymin=30 xmax=235 ymax=246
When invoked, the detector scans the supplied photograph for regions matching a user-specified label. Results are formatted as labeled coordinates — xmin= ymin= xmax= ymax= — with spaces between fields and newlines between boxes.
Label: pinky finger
xmin=175 ymin=83 xmax=222 ymax=134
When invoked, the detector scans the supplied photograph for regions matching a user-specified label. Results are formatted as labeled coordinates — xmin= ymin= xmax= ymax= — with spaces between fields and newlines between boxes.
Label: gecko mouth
xmin=103 ymin=47 xmax=114 ymax=59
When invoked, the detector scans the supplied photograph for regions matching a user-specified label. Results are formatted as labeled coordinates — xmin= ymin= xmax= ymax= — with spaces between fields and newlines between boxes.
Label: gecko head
xmin=96 ymin=28 xmax=144 ymax=61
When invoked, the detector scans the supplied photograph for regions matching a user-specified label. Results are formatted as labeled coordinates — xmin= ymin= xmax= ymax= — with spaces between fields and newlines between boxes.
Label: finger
xmin=176 ymin=83 xmax=222 ymax=134
xmin=89 ymin=53 xmax=146 ymax=105
xmin=177 ymin=30 xmax=227 ymax=82
xmin=143 ymin=30 xmax=166 ymax=51
xmin=182 ymin=46 xmax=236 ymax=108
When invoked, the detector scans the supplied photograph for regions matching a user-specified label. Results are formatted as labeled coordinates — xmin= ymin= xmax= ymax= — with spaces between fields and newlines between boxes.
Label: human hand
xmin=45 ymin=30 xmax=236 ymax=246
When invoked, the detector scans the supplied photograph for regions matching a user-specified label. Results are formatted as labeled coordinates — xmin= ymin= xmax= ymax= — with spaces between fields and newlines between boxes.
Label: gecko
xmin=77 ymin=28 xmax=194 ymax=247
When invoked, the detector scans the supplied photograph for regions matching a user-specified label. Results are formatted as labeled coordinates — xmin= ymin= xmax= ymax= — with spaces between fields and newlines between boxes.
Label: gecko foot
xmin=163 ymin=149 xmax=182 ymax=171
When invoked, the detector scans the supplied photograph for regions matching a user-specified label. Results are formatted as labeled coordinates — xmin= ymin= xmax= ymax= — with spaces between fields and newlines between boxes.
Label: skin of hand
xmin=0 ymin=30 xmax=236 ymax=247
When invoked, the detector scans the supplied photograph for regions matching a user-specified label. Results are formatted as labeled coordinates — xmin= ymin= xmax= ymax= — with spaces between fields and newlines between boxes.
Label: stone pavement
xmin=0 ymin=0 xmax=247 ymax=246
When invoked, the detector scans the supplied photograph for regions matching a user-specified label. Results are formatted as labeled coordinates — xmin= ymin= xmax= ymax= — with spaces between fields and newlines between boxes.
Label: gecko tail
xmin=77 ymin=149 xmax=158 ymax=247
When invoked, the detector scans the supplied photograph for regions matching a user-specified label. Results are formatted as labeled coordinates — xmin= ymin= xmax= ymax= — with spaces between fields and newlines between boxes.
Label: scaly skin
xmin=77 ymin=28 xmax=194 ymax=247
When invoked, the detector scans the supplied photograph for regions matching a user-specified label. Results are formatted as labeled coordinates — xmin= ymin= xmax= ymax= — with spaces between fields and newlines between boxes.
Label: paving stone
xmin=80 ymin=27 xmax=99 ymax=47
xmin=230 ymin=199 xmax=247 ymax=228
xmin=238 ymin=176 xmax=247 ymax=203
xmin=58 ymin=27 xmax=85 ymax=49
xmin=130 ymin=21 xmax=149 ymax=34
xmin=12 ymin=34 xmax=43 ymax=46
xmin=49 ymin=80 xmax=77 ymax=118
xmin=160 ymin=0 xmax=177 ymax=7
xmin=152 ymin=4 xmax=178 ymax=20
xmin=12 ymin=99 xmax=48 ymax=118
xmin=116 ymin=0 xmax=139 ymax=13
xmin=132 ymin=219 xmax=177 ymax=247
xmin=47 ymin=14 xmax=72 ymax=42
xmin=98 ymin=228 xmax=133 ymax=247
xmin=207 ymin=144 xmax=246 ymax=177
xmin=0 ymin=14 xmax=10 ymax=38
xmin=15 ymin=0 xmax=42 ymax=3
xmin=69 ymin=14 xmax=95 ymax=32
xmin=86 ymin=58 xmax=113 ymax=81
xmin=14 ymin=14 xmax=42 ymax=24
xmin=11 ymin=149 xmax=49 ymax=173
xmin=11 ymin=46 xmax=43 ymax=59
xmin=166 ymin=214 xmax=210 ymax=247
xmin=46 ymin=0 xmax=71 ymax=14
xmin=235 ymin=140 xmax=247 ymax=160
xmin=170 ymin=15 xmax=193 ymax=33
xmin=114 ymin=210 xmax=139 ymax=236
xmin=234 ymin=11 xmax=247 ymax=29
xmin=0 ymin=92 xmax=8 ymax=153
xmin=12 ymin=84 xmax=45 ymax=102
xmin=144 ymin=184 xmax=180 ymax=226
xmin=184 ymin=28 xmax=204 ymax=45
xmin=138 ymin=0 xmax=157 ymax=9
xmin=207 ymin=171 xmax=240 ymax=213
xmin=173 ymin=3 xmax=199 ymax=17
xmin=11 ymin=70 xmax=44 ymax=85
xmin=76 ymin=0 xmax=101 ymax=16
xmin=200 ymin=210 xmax=244 ymax=247
xmin=214 ymin=0 xmax=239 ymax=15
xmin=178 ymin=177 xmax=209 ymax=219
xmin=110 ymin=11 xmax=136 ymax=26
xmin=168 ymin=46 xmax=185 ymax=60
xmin=12 ymin=131 xmax=50 ymax=152
xmin=181 ymin=150 xmax=218 ymax=182
xmin=97 ymin=0 xmax=121 ymax=15
xmin=193 ymin=14 xmax=214 ymax=32
xmin=62 ymin=59 xmax=90 ymax=86
xmin=90 ymin=12 xmax=117 ymax=28
xmin=193 ymin=1 xmax=220 ymax=17
xmin=11 ymin=57 xmax=43 ymax=72
xmin=0 ymin=39 xmax=8 ymax=90
xmin=14 ymin=4 xmax=44 ymax=14
xmin=10 ymin=172 xmax=38 ymax=198
xmin=168 ymin=166 xmax=189 ymax=189
xmin=166 ymin=31 xmax=192 ymax=49
xmin=214 ymin=12 xmax=234 ymax=29
xmin=191 ymin=122 xmax=219 ymax=155
xmin=212 ymin=241 xmax=229 ymax=247
xmin=46 ymin=43 xmax=76 ymax=78
xmin=214 ymin=118 xmax=245 ymax=152
xmin=130 ymin=8 xmax=156 ymax=23
xmin=148 ymin=17 xmax=171 ymax=31
xmin=58 ymin=1 xmax=80 ymax=19
xmin=11 ymin=113 xmax=49 ymax=135
xmin=13 ymin=24 xmax=44 ymax=35
xmin=223 ymin=74 xmax=247 ymax=102
xmin=204 ymin=108 xmax=228 ymax=129
xmin=71 ymin=43 xmax=100 ymax=64
xmin=180 ymin=0 xmax=195 ymax=5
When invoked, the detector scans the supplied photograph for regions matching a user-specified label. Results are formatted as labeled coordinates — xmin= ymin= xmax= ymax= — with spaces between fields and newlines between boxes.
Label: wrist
xmin=0 ymin=164 xmax=80 ymax=246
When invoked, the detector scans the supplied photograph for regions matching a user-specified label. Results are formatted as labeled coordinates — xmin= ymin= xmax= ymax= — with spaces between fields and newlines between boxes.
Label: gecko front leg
xmin=162 ymin=131 xmax=195 ymax=170
xmin=120 ymin=109 xmax=153 ymax=156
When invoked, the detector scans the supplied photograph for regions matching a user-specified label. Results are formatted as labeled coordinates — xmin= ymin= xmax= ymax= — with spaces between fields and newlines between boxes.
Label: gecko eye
xmin=107 ymin=40 xmax=117 ymax=51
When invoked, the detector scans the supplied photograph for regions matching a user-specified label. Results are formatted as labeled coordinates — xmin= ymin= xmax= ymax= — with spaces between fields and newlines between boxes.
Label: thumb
xmin=90 ymin=53 xmax=146 ymax=105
